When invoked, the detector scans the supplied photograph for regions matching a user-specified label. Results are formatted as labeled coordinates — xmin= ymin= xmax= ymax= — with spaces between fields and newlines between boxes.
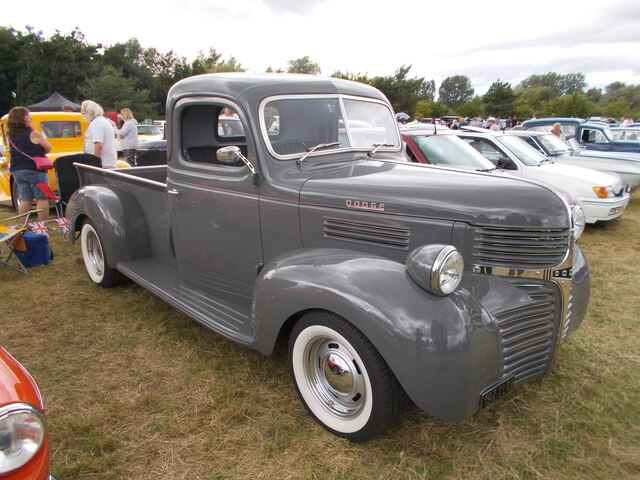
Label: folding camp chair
xmin=36 ymin=183 xmax=68 ymax=238
xmin=0 ymin=210 xmax=38 ymax=274
xmin=37 ymin=183 xmax=64 ymax=219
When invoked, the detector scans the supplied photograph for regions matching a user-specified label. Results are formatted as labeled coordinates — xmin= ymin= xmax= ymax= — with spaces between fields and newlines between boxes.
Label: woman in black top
xmin=7 ymin=107 xmax=52 ymax=222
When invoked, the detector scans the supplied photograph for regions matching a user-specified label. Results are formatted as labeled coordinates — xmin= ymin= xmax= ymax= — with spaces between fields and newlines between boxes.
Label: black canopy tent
xmin=27 ymin=91 xmax=81 ymax=112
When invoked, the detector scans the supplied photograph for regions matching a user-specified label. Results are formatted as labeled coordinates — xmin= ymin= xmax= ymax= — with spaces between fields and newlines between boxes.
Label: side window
xmin=41 ymin=121 xmax=82 ymax=138
xmin=181 ymin=104 xmax=247 ymax=166
xmin=582 ymin=128 xmax=607 ymax=143
xmin=217 ymin=108 xmax=245 ymax=138
xmin=561 ymin=125 xmax=576 ymax=140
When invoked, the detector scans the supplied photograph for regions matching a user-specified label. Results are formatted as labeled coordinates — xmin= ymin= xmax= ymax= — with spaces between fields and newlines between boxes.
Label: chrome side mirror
xmin=216 ymin=146 xmax=257 ymax=175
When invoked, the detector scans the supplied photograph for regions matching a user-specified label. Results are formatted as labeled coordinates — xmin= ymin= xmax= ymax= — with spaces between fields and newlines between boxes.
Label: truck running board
xmin=118 ymin=258 xmax=255 ymax=345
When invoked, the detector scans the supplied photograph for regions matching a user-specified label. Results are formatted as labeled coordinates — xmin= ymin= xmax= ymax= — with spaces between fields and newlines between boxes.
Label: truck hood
xmin=576 ymin=149 xmax=640 ymax=164
xmin=299 ymin=159 xmax=570 ymax=228
xmin=557 ymin=154 xmax=640 ymax=175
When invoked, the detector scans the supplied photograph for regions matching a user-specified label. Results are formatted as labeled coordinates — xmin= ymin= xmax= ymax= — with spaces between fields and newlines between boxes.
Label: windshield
xmin=261 ymin=96 xmax=400 ymax=158
xmin=413 ymin=135 xmax=496 ymax=171
xmin=538 ymin=134 xmax=571 ymax=154
xmin=137 ymin=125 xmax=162 ymax=135
xmin=498 ymin=135 xmax=548 ymax=166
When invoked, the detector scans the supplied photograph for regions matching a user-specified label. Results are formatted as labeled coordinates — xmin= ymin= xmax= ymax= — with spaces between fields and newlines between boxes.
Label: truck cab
xmin=522 ymin=117 xmax=640 ymax=153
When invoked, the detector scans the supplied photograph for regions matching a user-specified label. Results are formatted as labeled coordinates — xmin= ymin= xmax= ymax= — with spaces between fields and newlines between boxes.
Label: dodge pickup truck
xmin=66 ymin=73 xmax=590 ymax=442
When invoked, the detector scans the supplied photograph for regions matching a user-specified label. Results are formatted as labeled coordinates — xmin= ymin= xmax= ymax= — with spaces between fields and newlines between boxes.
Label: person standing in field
xmin=116 ymin=108 xmax=139 ymax=166
xmin=6 ymin=107 xmax=52 ymax=222
xmin=81 ymin=100 xmax=117 ymax=169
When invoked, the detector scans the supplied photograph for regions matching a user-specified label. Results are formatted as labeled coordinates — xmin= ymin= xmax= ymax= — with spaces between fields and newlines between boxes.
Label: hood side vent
xmin=324 ymin=217 xmax=410 ymax=249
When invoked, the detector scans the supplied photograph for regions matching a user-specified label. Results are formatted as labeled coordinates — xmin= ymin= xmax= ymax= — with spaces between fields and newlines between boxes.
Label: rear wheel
xmin=288 ymin=311 xmax=405 ymax=442
xmin=80 ymin=220 xmax=123 ymax=287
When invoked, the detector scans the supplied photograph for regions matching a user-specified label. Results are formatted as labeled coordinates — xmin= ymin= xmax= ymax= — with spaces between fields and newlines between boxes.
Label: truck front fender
xmin=67 ymin=185 xmax=151 ymax=267
xmin=252 ymin=248 xmax=501 ymax=421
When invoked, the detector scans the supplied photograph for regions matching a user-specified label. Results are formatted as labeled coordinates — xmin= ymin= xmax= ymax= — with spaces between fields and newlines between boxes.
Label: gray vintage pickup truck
xmin=66 ymin=73 xmax=590 ymax=442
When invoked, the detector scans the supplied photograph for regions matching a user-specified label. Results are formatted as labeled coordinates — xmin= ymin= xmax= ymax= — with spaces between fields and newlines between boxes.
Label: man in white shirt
xmin=81 ymin=100 xmax=117 ymax=169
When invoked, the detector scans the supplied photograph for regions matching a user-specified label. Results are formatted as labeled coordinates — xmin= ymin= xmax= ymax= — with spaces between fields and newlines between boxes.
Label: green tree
xmin=371 ymin=65 xmax=434 ymax=115
xmin=483 ymin=80 xmax=516 ymax=118
xmin=545 ymin=93 xmax=597 ymax=118
xmin=80 ymin=66 xmax=155 ymax=118
xmin=207 ymin=56 xmax=246 ymax=73
xmin=456 ymin=97 xmax=485 ymax=118
xmin=600 ymin=82 xmax=640 ymax=113
xmin=287 ymin=56 xmax=321 ymax=75
xmin=14 ymin=27 xmax=98 ymax=106
xmin=602 ymin=101 xmax=629 ymax=119
xmin=191 ymin=47 xmax=223 ymax=75
xmin=518 ymin=72 xmax=585 ymax=97
xmin=585 ymin=87 xmax=602 ymax=104
xmin=0 ymin=27 xmax=21 ymax=114
xmin=438 ymin=75 xmax=474 ymax=110
xmin=415 ymin=100 xmax=451 ymax=119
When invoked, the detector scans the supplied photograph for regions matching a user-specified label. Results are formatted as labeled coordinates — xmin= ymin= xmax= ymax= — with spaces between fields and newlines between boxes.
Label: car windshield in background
xmin=413 ymin=135 xmax=496 ymax=171
xmin=499 ymin=135 xmax=548 ymax=166
xmin=41 ymin=121 xmax=82 ymax=138
xmin=261 ymin=96 xmax=399 ymax=158
xmin=538 ymin=134 xmax=571 ymax=154
xmin=137 ymin=125 xmax=162 ymax=135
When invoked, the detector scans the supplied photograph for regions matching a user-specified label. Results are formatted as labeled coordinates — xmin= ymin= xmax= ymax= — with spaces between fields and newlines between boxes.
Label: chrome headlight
xmin=571 ymin=205 xmax=585 ymax=240
xmin=0 ymin=403 xmax=46 ymax=475
xmin=406 ymin=245 xmax=464 ymax=296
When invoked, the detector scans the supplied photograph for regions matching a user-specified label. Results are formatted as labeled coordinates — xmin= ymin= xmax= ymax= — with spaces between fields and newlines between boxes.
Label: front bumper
xmin=578 ymin=194 xmax=630 ymax=223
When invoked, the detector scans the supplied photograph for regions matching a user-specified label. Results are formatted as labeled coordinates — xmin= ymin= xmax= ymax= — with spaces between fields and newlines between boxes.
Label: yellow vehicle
xmin=0 ymin=111 xmax=128 ymax=208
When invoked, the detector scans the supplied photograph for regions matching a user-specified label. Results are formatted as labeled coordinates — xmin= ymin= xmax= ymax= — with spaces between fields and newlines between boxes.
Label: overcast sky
xmin=5 ymin=0 xmax=640 ymax=95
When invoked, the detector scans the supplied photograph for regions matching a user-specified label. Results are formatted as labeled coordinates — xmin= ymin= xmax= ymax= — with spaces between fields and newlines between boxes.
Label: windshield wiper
xmin=476 ymin=167 xmax=497 ymax=172
xmin=538 ymin=157 xmax=554 ymax=165
xmin=367 ymin=143 xmax=393 ymax=158
xmin=297 ymin=142 xmax=341 ymax=164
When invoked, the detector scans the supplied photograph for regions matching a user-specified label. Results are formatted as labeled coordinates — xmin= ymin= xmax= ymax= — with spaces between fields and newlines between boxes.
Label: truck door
xmin=167 ymin=100 xmax=262 ymax=309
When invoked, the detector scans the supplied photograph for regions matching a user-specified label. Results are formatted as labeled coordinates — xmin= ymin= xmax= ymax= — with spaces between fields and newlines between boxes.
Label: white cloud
xmin=3 ymin=0 xmax=639 ymax=93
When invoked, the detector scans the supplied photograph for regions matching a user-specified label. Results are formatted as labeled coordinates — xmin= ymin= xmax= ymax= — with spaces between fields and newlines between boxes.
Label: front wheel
xmin=80 ymin=220 xmax=124 ymax=287
xmin=288 ymin=311 xmax=405 ymax=442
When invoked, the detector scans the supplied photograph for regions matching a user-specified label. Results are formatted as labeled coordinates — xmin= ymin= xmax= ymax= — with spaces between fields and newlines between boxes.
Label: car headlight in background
xmin=571 ymin=205 xmax=586 ymax=240
xmin=406 ymin=244 xmax=464 ymax=296
xmin=0 ymin=403 xmax=46 ymax=475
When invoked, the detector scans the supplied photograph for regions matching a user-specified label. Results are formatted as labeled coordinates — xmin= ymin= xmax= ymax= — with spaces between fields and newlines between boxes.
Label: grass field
xmin=1 ymin=191 xmax=639 ymax=480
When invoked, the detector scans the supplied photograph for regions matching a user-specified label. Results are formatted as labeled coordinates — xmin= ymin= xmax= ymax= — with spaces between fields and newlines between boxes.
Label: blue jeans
xmin=12 ymin=170 xmax=49 ymax=200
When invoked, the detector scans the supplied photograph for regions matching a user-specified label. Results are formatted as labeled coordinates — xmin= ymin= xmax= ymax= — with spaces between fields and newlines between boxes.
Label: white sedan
xmin=455 ymin=130 xmax=630 ymax=224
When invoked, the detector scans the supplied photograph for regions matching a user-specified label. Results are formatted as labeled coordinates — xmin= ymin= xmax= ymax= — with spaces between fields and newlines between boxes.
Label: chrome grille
xmin=473 ymin=226 xmax=569 ymax=269
xmin=324 ymin=218 xmax=410 ymax=249
xmin=495 ymin=280 xmax=559 ymax=384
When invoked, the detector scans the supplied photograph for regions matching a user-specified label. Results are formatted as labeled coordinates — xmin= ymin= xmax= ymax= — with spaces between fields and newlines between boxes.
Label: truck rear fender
xmin=251 ymin=247 xmax=501 ymax=421
xmin=67 ymin=185 xmax=151 ymax=266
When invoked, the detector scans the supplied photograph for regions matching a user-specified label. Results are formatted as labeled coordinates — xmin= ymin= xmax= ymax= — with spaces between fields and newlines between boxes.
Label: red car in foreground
xmin=0 ymin=347 xmax=53 ymax=480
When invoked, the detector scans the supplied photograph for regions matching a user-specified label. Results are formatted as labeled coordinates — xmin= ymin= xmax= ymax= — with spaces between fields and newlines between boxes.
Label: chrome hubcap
xmin=86 ymin=230 xmax=104 ymax=276
xmin=303 ymin=336 xmax=366 ymax=419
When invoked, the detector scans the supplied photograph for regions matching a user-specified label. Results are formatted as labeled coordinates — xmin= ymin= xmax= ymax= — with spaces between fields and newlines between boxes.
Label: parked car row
xmin=401 ymin=125 xmax=633 ymax=224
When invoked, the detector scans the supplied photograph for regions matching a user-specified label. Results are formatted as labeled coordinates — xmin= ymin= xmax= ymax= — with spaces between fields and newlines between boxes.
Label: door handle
xmin=167 ymin=188 xmax=180 ymax=195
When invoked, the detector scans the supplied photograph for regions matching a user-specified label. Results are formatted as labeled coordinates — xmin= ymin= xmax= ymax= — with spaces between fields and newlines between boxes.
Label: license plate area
xmin=609 ymin=206 xmax=623 ymax=216
xmin=480 ymin=376 xmax=515 ymax=409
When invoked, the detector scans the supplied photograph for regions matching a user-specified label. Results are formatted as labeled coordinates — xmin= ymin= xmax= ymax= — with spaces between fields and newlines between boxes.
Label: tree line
xmin=1 ymin=26 xmax=638 ymax=121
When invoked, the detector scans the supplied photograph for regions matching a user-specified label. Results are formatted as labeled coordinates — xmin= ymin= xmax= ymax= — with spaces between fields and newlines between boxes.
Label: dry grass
xmin=1 ymin=191 xmax=639 ymax=480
